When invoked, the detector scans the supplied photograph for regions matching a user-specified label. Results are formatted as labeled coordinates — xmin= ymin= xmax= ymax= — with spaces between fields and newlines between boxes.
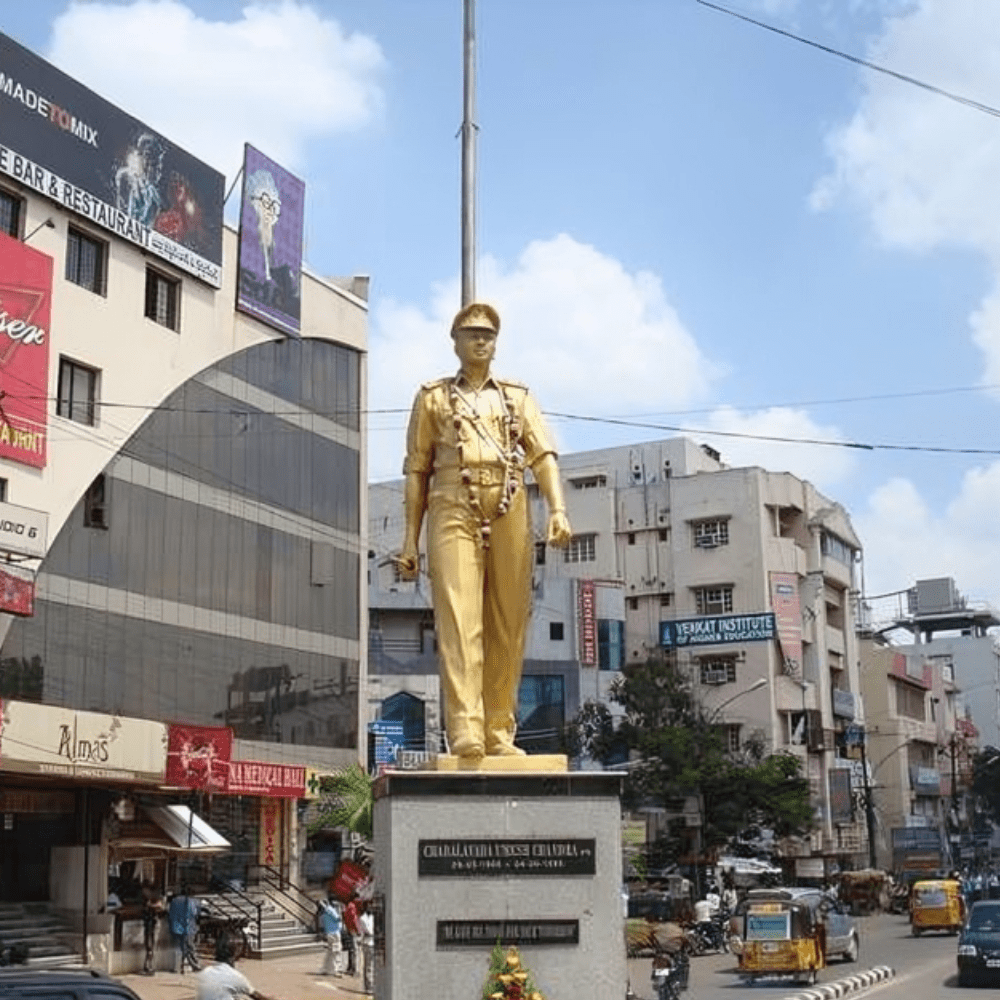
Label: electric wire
xmin=695 ymin=0 xmax=1000 ymax=120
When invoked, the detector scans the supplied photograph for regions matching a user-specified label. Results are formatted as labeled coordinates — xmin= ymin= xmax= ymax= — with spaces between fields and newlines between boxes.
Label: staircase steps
xmin=0 ymin=903 xmax=79 ymax=967
xmin=195 ymin=893 xmax=323 ymax=961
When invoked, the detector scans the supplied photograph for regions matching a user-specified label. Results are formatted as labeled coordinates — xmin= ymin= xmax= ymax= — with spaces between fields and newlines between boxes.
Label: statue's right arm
xmin=398 ymin=470 xmax=429 ymax=580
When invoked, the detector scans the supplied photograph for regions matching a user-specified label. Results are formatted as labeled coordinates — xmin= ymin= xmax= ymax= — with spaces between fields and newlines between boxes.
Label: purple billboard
xmin=0 ymin=31 xmax=223 ymax=286
xmin=236 ymin=144 xmax=304 ymax=338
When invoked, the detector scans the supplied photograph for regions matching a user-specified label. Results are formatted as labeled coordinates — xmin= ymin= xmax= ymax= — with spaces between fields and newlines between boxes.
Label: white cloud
xmin=368 ymin=234 xmax=718 ymax=480
xmin=47 ymin=0 xmax=386 ymax=174
xmin=857 ymin=464 xmax=1000 ymax=609
xmin=701 ymin=405 xmax=857 ymax=491
xmin=811 ymin=0 xmax=1000 ymax=378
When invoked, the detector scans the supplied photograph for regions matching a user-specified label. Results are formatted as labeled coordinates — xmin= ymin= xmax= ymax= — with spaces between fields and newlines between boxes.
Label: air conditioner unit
xmin=703 ymin=670 xmax=728 ymax=685
xmin=696 ymin=536 xmax=717 ymax=549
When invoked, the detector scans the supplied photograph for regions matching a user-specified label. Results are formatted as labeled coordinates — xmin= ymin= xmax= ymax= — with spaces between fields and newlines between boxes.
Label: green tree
xmin=569 ymin=656 xmax=812 ymax=855
xmin=311 ymin=762 xmax=374 ymax=841
xmin=970 ymin=745 xmax=1000 ymax=827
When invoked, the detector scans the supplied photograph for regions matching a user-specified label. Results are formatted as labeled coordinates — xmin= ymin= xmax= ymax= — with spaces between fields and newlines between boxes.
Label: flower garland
xmin=449 ymin=379 xmax=524 ymax=550
xmin=481 ymin=944 xmax=545 ymax=1000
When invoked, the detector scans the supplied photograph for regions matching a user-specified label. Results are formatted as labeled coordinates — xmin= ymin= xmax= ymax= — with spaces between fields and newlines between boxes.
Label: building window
xmin=694 ymin=586 xmax=733 ymax=615
xmin=66 ymin=227 xmax=108 ymax=295
xmin=57 ymin=357 xmax=99 ymax=426
xmin=658 ymin=528 xmax=669 ymax=542
xmin=0 ymin=478 xmax=7 ymax=502
xmin=896 ymin=681 xmax=926 ymax=721
xmin=144 ymin=267 xmax=180 ymax=330
xmin=0 ymin=189 xmax=22 ymax=237
xmin=821 ymin=530 xmax=854 ymax=565
xmin=570 ymin=475 xmax=606 ymax=489
xmin=598 ymin=619 xmax=624 ymax=671
xmin=725 ymin=724 xmax=741 ymax=753
xmin=84 ymin=474 xmax=108 ymax=529
xmin=627 ymin=597 xmax=638 ymax=611
xmin=535 ymin=541 xmax=546 ymax=566
xmin=549 ymin=621 xmax=564 ymax=641
xmin=627 ymin=532 xmax=636 ymax=545
xmin=700 ymin=657 xmax=737 ymax=686
xmin=693 ymin=519 xmax=729 ymax=548
xmin=659 ymin=592 xmax=673 ymax=607
xmin=564 ymin=533 xmax=596 ymax=564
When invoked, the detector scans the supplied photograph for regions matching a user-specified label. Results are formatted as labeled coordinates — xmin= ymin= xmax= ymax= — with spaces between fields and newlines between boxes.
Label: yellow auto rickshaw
xmin=909 ymin=878 xmax=965 ymax=935
xmin=735 ymin=889 xmax=827 ymax=985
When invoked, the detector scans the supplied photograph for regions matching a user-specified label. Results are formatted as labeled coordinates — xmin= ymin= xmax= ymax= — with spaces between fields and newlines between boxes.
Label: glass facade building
xmin=1 ymin=337 xmax=362 ymax=750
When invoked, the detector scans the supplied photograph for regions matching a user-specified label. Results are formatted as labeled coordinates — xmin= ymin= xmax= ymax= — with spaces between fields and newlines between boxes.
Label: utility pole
xmin=460 ymin=0 xmax=477 ymax=306
xmin=859 ymin=730 xmax=877 ymax=869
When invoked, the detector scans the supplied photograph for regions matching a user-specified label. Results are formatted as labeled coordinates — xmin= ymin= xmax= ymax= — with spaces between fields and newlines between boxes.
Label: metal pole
xmin=859 ymin=734 xmax=877 ymax=869
xmin=460 ymin=0 xmax=477 ymax=306
xmin=81 ymin=789 xmax=90 ymax=963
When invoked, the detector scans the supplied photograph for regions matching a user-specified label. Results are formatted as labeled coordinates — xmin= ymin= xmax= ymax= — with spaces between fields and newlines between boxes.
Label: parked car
xmin=0 ymin=968 xmax=143 ymax=1000
xmin=957 ymin=899 xmax=1000 ymax=987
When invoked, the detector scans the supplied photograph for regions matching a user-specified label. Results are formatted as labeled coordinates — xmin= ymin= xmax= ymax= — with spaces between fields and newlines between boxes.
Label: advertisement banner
xmin=0 ymin=32 xmax=223 ymax=286
xmin=227 ymin=759 xmax=306 ymax=798
xmin=660 ymin=613 xmax=775 ymax=648
xmin=0 ymin=563 xmax=34 ymax=616
xmin=0 ymin=699 xmax=166 ymax=782
xmin=165 ymin=723 xmax=232 ymax=792
xmin=769 ymin=571 xmax=803 ymax=677
xmin=236 ymin=144 xmax=304 ymax=336
xmin=0 ymin=499 xmax=48 ymax=557
xmin=0 ymin=232 xmax=50 ymax=468
xmin=259 ymin=797 xmax=281 ymax=867
xmin=829 ymin=767 xmax=854 ymax=824
xmin=577 ymin=579 xmax=597 ymax=666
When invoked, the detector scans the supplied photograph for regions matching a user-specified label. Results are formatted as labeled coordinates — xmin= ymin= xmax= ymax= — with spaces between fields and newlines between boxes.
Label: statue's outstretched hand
xmin=546 ymin=511 xmax=572 ymax=548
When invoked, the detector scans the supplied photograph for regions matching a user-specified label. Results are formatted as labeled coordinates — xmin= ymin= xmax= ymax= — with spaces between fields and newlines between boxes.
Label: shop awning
xmin=109 ymin=805 xmax=229 ymax=859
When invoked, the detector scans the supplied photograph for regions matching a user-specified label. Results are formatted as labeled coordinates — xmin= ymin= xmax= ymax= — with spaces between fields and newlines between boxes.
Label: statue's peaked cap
xmin=451 ymin=302 xmax=500 ymax=336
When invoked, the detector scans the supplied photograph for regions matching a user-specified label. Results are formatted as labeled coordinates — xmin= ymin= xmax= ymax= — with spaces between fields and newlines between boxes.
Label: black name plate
xmin=437 ymin=919 xmax=579 ymax=948
xmin=418 ymin=838 xmax=596 ymax=876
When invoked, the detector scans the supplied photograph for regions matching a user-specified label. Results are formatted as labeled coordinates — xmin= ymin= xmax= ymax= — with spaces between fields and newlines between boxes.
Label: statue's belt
xmin=434 ymin=465 xmax=522 ymax=487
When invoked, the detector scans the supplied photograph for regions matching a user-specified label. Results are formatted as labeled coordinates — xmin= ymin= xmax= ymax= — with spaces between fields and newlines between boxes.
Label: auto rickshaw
xmin=910 ymin=878 xmax=965 ymax=935
xmin=734 ymin=890 xmax=828 ymax=985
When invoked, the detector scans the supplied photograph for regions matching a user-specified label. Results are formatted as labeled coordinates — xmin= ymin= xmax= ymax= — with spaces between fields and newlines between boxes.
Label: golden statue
xmin=398 ymin=303 xmax=572 ymax=760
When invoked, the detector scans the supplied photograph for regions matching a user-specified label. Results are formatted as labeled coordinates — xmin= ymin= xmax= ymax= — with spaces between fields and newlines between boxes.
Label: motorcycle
xmin=688 ymin=908 xmax=731 ymax=955
xmin=651 ymin=949 xmax=690 ymax=1000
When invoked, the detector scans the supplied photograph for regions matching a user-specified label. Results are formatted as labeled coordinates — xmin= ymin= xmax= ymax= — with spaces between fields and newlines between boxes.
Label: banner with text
xmin=660 ymin=612 xmax=775 ymax=648
xmin=227 ymin=759 xmax=306 ymax=798
xmin=0 ymin=32 xmax=223 ymax=286
xmin=577 ymin=579 xmax=597 ymax=666
xmin=0 ymin=233 xmax=50 ymax=467
xmin=769 ymin=571 xmax=803 ymax=677
xmin=165 ymin=723 xmax=232 ymax=792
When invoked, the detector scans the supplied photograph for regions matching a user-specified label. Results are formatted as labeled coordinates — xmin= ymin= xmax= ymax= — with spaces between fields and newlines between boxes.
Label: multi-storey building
xmin=0 ymin=31 xmax=366 ymax=969
xmin=859 ymin=578 xmax=992 ymax=870
xmin=369 ymin=436 xmax=868 ymax=868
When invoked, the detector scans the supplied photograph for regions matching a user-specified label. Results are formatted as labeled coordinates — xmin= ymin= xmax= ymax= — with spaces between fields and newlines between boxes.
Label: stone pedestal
xmin=372 ymin=770 xmax=625 ymax=999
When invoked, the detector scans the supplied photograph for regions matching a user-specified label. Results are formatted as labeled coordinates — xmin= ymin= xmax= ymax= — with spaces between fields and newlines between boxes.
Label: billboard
xmin=0 ymin=232 xmax=50 ymax=468
xmin=0 ymin=32 xmax=223 ymax=286
xmin=236 ymin=144 xmax=304 ymax=336
xmin=165 ymin=722 xmax=232 ymax=792
xmin=577 ymin=579 xmax=597 ymax=666
xmin=0 ymin=564 xmax=34 ymax=617
xmin=769 ymin=571 xmax=803 ymax=677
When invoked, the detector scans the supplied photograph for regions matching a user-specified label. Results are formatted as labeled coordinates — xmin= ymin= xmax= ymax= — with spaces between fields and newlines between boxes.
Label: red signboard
xmin=578 ymin=579 xmax=597 ymax=667
xmin=0 ymin=232 xmax=50 ymax=468
xmin=769 ymin=572 xmax=803 ymax=677
xmin=0 ymin=564 xmax=34 ymax=616
xmin=227 ymin=760 xmax=306 ymax=798
xmin=166 ymin=723 xmax=233 ymax=792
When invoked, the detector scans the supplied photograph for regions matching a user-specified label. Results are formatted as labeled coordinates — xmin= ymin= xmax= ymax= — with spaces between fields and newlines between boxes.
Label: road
xmin=626 ymin=910 xmax=971 ymax=1000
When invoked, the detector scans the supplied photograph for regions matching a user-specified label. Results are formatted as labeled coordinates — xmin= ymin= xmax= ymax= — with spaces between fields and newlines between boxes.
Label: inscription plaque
xmin=418 ymin=838 xmax=596 ymax=876
xmin=436 ymin=919 xmax=580 ymax=947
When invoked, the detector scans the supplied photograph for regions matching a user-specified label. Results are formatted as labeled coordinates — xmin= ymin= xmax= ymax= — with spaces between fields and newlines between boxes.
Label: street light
xmin=706 ymin=677 xmax=768 ymax=723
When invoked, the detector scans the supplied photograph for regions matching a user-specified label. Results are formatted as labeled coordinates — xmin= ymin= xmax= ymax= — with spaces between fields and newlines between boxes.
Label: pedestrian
xmin=343 ymin=896 xmax=361 ymax=976
xmin=359 ymin=905 xmax=374 ymax=995
xmin=141 ymin=882 xmax=165 ymax=975
xmin=168 ymin=885 xmax=201 ymax=973
xmin=196 ymin=933 xmax=274 ymax=1000
xmin=398 ymin=301 xmax=571 ymax=760
xmin=318 ymin=897 xmax=344 ymax=976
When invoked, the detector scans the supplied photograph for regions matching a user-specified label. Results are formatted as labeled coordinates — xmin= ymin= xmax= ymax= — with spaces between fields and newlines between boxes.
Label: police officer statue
xmin=398 ymin=303 xmax=572 ymax=760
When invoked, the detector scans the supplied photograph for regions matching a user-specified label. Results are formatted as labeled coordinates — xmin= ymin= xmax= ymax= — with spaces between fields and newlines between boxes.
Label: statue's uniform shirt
xmin=404 ymin=372 xmax=557 ymax=755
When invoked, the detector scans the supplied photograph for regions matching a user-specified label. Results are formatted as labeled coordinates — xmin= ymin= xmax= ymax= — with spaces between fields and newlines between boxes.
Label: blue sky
xmin=5 ymin=0 xmax=1000 ymax=619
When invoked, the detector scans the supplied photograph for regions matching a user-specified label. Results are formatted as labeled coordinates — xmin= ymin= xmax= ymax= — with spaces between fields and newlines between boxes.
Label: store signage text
xmin=660 ymin=612 xmax=776 ymax=648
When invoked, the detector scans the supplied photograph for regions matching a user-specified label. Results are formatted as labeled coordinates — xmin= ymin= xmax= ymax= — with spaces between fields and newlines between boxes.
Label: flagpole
xmin=460 ymin=0 xmax=477 ymax=306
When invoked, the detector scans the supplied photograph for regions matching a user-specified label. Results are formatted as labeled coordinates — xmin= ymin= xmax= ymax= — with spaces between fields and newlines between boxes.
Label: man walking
xmin=318 ymin=897 xmax=344 ymax=977
xmin=168 ymin=886 xmax=200 ymax=973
